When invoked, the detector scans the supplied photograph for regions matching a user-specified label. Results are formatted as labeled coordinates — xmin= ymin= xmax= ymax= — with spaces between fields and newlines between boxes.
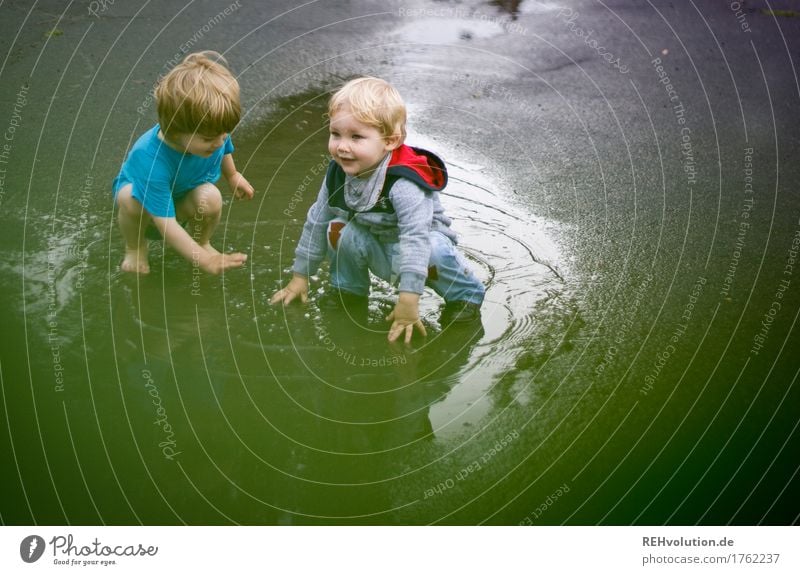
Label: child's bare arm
xmin=270 ymin=273 xmax=309 ymax=305
xmin=150 ymin=215 xmax=247 ymax=274
xmin=386 ymin=292 xmax=427 ymax=343
xmin=221 ymin=153 xmax=254 ymax=199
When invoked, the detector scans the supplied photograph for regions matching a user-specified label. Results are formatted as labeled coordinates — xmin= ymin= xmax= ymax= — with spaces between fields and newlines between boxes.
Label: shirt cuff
xmin=292 ymin=256 xmax=320 ymax=278
xmin=398 ymin=271 xmax=426 ymax=295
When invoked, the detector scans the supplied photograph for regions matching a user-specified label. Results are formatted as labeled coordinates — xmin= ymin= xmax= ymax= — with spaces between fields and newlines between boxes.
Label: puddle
xmin=0 ymin=84 xmax=578 ymax=523
xmin=4 ymin=87 xmax=572 ymax=446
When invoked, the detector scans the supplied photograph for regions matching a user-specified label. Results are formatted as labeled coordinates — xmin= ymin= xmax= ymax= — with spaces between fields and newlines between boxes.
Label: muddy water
xmin=4 ymin=80 xmax=796 ymax=526
xmin=0 ymin=91 xmax=571 ymax=524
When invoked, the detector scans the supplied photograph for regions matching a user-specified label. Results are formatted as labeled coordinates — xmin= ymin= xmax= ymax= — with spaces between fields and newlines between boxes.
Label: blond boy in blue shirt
xmin=113 ymin=51 xmax=254 ymax=275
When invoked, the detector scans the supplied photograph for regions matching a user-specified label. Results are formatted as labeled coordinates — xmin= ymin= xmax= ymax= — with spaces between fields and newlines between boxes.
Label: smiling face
xmin=168 ymin=131 xmax=228 ymax=157
xmin=328 ymin=104 xmax=400 ymax=178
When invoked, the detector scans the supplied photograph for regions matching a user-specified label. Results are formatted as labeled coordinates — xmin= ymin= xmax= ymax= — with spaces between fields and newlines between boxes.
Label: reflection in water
xmin=296 ymin=305 xmax=487 ymax=451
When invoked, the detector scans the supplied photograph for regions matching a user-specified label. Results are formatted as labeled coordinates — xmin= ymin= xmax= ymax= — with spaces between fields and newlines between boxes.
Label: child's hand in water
xmin=228 ymin=171 xmax=255 ymax=200
xmin=202 ymin=251 xmax=248 ymax=275
xmin=387 ymin=292 xmax=427 ymax=344
xmin=271 ymin=274 xmax=309 ymax=305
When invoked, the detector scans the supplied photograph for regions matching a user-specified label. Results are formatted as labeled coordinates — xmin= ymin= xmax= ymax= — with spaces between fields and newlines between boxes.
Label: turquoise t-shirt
xmin=112 ymin=124 xmax=234 ymax=218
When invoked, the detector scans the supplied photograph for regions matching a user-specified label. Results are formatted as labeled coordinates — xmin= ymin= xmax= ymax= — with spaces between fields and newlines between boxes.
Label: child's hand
xmin=271 ymin=274 xmax=309 ymax=305
xmin=386 ymin=292 xmax=427 ymax=344
xmin=228 ymin=172 xmax=255 ymax=200
xmin=201 ymin=251 xmax=248 ymax=275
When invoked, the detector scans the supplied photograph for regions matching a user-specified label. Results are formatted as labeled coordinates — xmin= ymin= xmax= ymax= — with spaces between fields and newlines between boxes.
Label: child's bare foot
xmin=201 ymin=243 xmax=221 ymax=256
xmin=121 ymin=247 xmax=150 ymax=274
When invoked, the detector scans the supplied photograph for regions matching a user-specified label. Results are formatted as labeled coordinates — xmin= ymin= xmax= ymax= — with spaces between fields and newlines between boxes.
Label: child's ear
xmin=384 ymin=133 xmax=403 ymax=151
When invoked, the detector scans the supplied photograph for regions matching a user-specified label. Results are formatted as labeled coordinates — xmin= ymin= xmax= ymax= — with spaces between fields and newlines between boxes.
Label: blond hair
xmin=155 ymin=51 xmax=240 ymax=137
xmin=328 ymin=77 xmax=406 ymax=140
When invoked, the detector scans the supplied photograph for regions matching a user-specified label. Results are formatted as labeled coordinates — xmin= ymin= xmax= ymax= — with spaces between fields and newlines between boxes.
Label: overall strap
xmin=325 ymin=162 xmax=397 ymax=217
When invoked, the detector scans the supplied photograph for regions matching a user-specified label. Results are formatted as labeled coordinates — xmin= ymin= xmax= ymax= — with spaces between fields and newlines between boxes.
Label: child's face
xmin=328 ymin=105 xmax=400 ymax=178
xmin=170 ymin=132 xmax=228 ymax=157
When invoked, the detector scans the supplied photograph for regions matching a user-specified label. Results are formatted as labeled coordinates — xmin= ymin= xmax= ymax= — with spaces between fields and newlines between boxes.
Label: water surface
xmin=1 ymin=91 xmax=567 ymax=524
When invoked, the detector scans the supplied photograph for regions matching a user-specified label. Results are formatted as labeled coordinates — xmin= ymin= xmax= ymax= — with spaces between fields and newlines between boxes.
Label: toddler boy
xmin=271 ymin=77 xmax=485 ymax=343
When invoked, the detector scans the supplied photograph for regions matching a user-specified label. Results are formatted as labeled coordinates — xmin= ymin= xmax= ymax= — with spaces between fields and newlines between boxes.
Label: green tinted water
xmin=2 ymin=81 xmax=798 ymax=525
xmin=2 ymin=92 xmax=574 ymax=524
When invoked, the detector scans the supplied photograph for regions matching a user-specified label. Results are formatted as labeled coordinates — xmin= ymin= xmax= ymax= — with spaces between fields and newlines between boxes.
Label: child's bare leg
xmin=176 ymin=183 xmax=222 ymax=254
xmin=115 ymin=184 xmax=151 ymax=274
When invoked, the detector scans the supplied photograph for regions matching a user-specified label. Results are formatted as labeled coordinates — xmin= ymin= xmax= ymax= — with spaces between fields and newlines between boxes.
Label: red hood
xmin=388 ymin=145 xmax=447 ymax=191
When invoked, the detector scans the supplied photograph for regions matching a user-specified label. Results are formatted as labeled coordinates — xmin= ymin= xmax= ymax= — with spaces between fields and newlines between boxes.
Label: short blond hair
xmin=328 ymin=77 xmax=406 ymax=140
xmin=155 ymin=51 xmax=240 ymax=137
